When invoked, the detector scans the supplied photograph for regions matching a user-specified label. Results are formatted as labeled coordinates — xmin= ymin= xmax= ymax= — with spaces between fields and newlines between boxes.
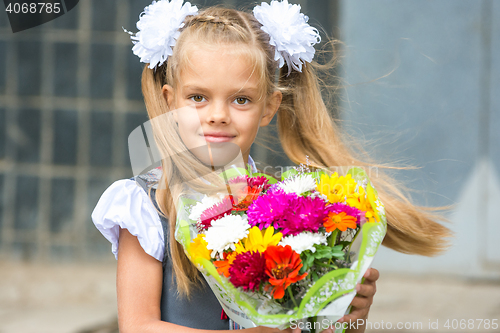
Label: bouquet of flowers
xmin=174 ymin=163 xmax=387 ymax=331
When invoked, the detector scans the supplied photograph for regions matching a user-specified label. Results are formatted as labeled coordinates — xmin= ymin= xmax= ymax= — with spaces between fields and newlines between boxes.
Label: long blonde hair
xmin=139 ymin=6 xmax=452 ymax=298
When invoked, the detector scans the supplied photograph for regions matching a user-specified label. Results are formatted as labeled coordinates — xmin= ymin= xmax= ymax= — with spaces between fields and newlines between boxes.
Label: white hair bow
xmin=124 ymin=0 xmax=198 ymax=69
xmin=253 ymin=0 xmax=321 ymax=75
xmin=125 ymin=0 xmax=320 ymax=74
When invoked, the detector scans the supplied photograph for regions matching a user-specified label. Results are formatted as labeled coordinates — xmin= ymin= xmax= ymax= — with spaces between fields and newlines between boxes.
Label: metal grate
xmin=0 ymin=0 xmax=339 ymax=263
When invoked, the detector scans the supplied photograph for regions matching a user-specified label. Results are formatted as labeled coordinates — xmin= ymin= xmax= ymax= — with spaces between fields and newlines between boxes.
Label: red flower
xmin=228 ymin=175 xmax=270 ymax=211
xmin=264 ymin=245 xmax=308 ymax=299
xmin=228 ymin=251 xmax=268 ymax=292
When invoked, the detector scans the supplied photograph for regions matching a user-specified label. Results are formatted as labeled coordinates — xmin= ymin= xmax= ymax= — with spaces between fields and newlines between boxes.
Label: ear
xmin=260 ymin=90 xmax=282 ymax=127
xmin=161 ymin=84 xmax=175 ymax=109
xmin=162 ymin=84 xmax=179 ymax=122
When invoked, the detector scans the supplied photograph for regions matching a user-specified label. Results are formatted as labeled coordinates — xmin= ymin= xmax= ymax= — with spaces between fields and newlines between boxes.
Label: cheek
xmin=239 ymin=112 xmax=263 ymax=135
xmin=176 ymin=108 xmax=203 ymax=148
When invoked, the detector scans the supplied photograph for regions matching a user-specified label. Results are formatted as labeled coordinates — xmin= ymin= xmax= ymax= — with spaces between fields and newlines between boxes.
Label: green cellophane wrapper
xmin=174 ymin=165 xmax=387 ymax=331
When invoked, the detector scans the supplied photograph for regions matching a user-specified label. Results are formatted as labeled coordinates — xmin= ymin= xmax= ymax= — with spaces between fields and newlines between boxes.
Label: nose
xmin=206 ymin=100 xmax=231 ymax=125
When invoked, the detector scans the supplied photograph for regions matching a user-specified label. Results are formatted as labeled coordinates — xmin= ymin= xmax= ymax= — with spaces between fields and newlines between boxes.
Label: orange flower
xmin=214 ymin=251 xmax=238 ymax=277
xmin=264 ymin=245 xmax=307 ymax=299
xmin=232 ymin=186 xmax=262 ymax=211
xmin=324 ymin=211 xmax=358 ymax=232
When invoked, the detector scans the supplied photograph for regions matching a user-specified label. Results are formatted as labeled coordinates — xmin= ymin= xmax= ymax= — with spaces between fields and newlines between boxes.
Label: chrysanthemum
xmin=189 ymin=193 xmax=226 ymax=222
xmin=228 ymin=175 xmax=271 ymax=190
xmin=229 ymin=251 xmax=268 ymax=292
xmin=279 ymin=195 xmax=332 ymax=236
xmin=247 ymin=191 xmax=331 ymax=237
xmin=276 ymin=174 xmax=317 ymax=196
xmin=204 ymin=214 xmax=250 ymax=258
xmin=323 ymin=203 xmax=360 ymax=232
xmin=247 ymin=176 xmax=272 ymax=190
xmin=278 ymin=231 xmax=328 ymax=254
xmin=197 ymin=196 xmax=233 ymax=231
xmin=316 ymin=173 xmax=357 ymax=204
xmin=235 ymin=226 xmax=283 ymax=253
xmin=189 ymin=234 xmax=211 ymax=261
xmin=247 ymin=189 xmax=293 ymax=230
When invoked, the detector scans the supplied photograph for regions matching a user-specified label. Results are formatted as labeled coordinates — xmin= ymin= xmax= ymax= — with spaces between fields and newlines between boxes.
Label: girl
xmin=92 ymin=0 xmax=450 ymax=332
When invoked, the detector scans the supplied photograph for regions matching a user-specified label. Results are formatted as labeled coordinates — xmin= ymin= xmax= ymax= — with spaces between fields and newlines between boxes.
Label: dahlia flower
xmin=229 ymin=251 xmax=268 ymax=292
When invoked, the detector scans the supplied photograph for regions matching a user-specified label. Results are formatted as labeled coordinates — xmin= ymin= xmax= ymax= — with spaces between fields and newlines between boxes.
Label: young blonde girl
xmin=92 ymin=1 xmax=451 ymax=332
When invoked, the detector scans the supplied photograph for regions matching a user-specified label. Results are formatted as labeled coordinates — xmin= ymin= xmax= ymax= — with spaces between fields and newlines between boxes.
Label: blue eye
xmin=234 ymin=97 xmax=249 ymax=105
xmin=190 ymin=95 xmax=206 ymax=103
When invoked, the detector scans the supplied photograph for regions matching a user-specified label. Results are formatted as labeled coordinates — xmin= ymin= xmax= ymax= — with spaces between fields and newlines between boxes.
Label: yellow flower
xmin=365 ymin=210 xmax=376 ymax=223
xmin=189 ymin=234 xmax=211 ymax=261
xmin=317 ymin=172 xmax=357 ymax=203
xmin=346 ymin=186 xmax=380 ymax=223
xmin=235 ymin=226 xmax=282 ymax=253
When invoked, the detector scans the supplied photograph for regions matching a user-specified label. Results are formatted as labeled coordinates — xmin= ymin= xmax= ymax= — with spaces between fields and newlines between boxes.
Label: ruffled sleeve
xmin=91 ymin=179 xmax=165 ymax=262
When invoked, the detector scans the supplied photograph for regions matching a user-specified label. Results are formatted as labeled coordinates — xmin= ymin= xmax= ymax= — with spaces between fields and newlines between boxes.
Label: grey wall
xmin=0 ymin=0 xmax=159 ymax=262
xmin=1 ymin=0 xmax=498 ymax=279
xmin=339 ymin=0 xmax=499 ymax=277
xmin=0 ymin=0 xmax=341 ymax=263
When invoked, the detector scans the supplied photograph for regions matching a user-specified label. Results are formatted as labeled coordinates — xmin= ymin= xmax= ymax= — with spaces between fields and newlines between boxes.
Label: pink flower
xmin=280 ymin=195 xmax=332 ymax=236
xmin=247 ymin=189 xmax=293 ymax=230
xmin=247 ymin=190 xmax=332 ymax=236
xmin=197 ymin=197 xmax=232 ymax=231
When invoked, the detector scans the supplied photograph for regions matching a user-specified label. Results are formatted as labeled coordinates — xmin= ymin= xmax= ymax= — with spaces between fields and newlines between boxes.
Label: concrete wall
xmin=339 ymin=0 xmax=499 ymax=278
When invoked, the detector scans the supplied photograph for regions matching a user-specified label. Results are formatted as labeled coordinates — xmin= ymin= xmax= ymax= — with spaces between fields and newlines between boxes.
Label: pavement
xmin=0 ymin=261 xmax=499 ymax=333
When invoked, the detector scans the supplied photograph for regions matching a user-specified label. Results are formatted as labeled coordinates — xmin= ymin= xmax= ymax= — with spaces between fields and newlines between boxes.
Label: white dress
xmin=91 ymin=155 xmax=259 ymax=261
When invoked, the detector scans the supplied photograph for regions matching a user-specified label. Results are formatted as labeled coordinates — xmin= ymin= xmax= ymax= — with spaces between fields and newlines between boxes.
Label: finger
xmin=350 ymin=294 xmax=373 ymax=309
xmin=363 ymin=268 xmax=379 ymax=282
xmin=355 ymin=282 xmax=376 ymax=298
xmin=342 ymin=308 xmax=369 ymax=323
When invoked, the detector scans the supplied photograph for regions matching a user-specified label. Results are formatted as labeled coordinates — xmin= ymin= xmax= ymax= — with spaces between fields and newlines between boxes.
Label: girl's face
xmin=162 ymin=44 xmax=282 ymax=167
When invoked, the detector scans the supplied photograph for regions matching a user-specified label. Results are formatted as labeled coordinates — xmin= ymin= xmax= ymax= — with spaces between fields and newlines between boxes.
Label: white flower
xmin=188 ymin=193 xmax=225 ymax=222
xmin=253 ymin=0 xmax=321 ymax=75
xmin=279 ymin=231 xmax=328 ymax=254
xmin=277 ymin=174 xmax=317 ymax=196
xmin=309 ymin=190 xmax=328 ymax=202
xmin=126 ymin=0 xmax=198 ymax=69
xmin=204 ymin=215 xmax=250 ymax=258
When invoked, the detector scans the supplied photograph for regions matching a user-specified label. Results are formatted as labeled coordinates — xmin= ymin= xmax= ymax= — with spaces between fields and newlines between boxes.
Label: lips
xmin=203 ymin=135 xmax=235 ymax=143
xmin=202 ymin=132 xmax=236 ymax=143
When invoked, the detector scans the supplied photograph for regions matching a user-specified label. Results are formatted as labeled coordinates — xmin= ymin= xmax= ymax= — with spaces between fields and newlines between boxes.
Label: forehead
xmin=176 ymin=43 xmax=265 ymax=94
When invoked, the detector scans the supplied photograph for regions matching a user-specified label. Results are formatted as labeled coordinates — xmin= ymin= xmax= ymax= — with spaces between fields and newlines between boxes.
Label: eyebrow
xmin=182 ymin=85 xmax=260 ymax=96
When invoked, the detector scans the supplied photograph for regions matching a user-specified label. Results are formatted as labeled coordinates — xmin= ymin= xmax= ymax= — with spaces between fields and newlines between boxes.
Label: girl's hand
xmin=343 ymin=268 xmax=379 ymax=322
xmin=321 ymin=268 xmax=380 ymax=333
xmin=255 ymin=269 xmax=379 ymax=333
xmin=256 ymin=326 xmax=301 ymax=333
